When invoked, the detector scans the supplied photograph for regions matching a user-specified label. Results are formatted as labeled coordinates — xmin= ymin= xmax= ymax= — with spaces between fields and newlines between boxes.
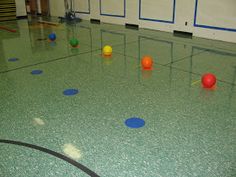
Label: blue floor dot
xmin=8 ymin=58 xmax=19 ymax=62
xmin=125 ymin=117 xmax=145 ymax=128
xmin=63 ymin=89 xmax=79 ymax=96
xmin=31 ymin=70 xmax=43 ymax=75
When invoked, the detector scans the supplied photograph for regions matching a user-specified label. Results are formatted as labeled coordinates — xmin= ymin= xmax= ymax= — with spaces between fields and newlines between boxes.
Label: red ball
xmin=141 ymin=56 xmax=153 ymax=70
xmin=201 ymin=73 xmax=216 ymax=88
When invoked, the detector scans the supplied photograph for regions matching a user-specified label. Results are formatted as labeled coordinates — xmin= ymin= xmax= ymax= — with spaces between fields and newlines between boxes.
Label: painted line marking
xmin=191 ymin=80 xmax=201 ymax=86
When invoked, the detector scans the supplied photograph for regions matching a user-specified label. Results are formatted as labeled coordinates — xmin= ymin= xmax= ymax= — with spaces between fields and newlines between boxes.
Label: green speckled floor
xmin=0 ymin=17 xmax=236 ymax=177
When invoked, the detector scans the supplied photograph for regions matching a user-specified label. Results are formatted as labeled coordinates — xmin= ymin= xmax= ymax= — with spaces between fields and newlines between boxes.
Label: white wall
xmin=15 ymin=0 xmax=27 ymax=16
xmin=193 ymin=0 xmax=236 ymax=43
xmin=90 ymin=0 xmax=100 ymax=20
xmin=49 ymin=0 xmax=236 ymax=43
xmin=50 ymin=0 xmax=65 ymax=17
xmin=175 ymin=0 xmax=194 ymax=33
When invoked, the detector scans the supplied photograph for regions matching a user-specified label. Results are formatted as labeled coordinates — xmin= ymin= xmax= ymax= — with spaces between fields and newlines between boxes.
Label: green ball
xmin=70 ymin=38 xmax=79 ymax=47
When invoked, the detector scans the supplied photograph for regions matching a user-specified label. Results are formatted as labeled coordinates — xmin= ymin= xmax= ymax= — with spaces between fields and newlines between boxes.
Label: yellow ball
xmin=103 ymin=45 xmax=112 ymax=56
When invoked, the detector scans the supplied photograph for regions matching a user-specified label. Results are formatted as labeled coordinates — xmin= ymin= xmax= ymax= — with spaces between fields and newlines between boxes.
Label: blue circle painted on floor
xmin=125 ymin=117 xmax=145 ymax=128
xmin=8 ymin=58 xmax=19 ymax=62
xmin=63 ymin=89 xmax=79 ymax=96
xmin=31 ymin=70 xmax=43 ymax=75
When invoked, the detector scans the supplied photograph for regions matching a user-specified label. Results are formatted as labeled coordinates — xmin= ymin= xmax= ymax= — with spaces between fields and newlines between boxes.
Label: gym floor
xmin=0 ymin=17 xmax=236 ymax=177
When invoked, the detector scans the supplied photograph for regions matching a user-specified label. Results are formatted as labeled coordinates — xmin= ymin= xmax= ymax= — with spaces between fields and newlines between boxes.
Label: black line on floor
xmin=112 ymin=51 xmax=236 ymax=86
xmin=163 ymin=49 xmax=209 ymax=66
xmin=167 ymin=65 xmax=236 ymax=86
xmin=0 ymin=38 xmax=141 ymax=75
xmin=0 ymin=49 xmax=100 ymax=74
xmin=193 ymin=46 xmax=236 ymax=56
xmin=137 ymin=35 xmax=202 ymax=66
xmin=0 ymin=139 xmax=100 ymax=177
xmin=140 ymin=29 xmax=236 ymax=54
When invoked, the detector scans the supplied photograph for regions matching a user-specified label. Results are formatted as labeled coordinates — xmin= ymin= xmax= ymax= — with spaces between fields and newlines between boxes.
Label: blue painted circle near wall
xmin=125 ymin=117 xmax=145 ymax=128
xmin=31 ymin=70 xmax=43 ymax=75
xmin=63 ymin=89 xmax=79 ymax=96
xmin=8 ymin=58 xmax=19 ymax=62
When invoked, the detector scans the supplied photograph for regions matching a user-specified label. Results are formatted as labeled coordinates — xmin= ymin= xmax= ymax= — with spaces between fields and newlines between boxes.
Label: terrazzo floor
xmin=0 ymin=17 xmax=236 ymax=177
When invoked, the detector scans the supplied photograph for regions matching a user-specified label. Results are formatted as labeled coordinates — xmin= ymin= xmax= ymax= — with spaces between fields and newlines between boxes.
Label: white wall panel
xmin=100 ymin=0 xmax=125 ymax=17
xmin=140 ymin=0 xmax=174 ymax=23
xmin=90 ymin=0 xmax=100 ymax=19
xmin=50 ymin=0 xmax=65 ymax=17
xmin=195 ymin=0 xmax=236 ymax=29
xmin=126 ymin=0 xmax=138 ymax=23
xmin=74 ymin=0 xmax=90 ymax=13
xmin=174 ymin=0 xmax=194 ymax=32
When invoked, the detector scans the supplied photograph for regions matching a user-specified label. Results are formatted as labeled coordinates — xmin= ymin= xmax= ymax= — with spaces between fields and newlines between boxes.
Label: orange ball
xmin=141 ymin=56 xmax=153 ymax=70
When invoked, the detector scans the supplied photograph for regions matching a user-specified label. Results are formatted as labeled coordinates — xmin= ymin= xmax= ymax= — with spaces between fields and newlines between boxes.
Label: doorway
xmin=40 ymin=0 xmax=50 ymax=16
xmin=25 ymin=0 xmax=50 ymax=16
